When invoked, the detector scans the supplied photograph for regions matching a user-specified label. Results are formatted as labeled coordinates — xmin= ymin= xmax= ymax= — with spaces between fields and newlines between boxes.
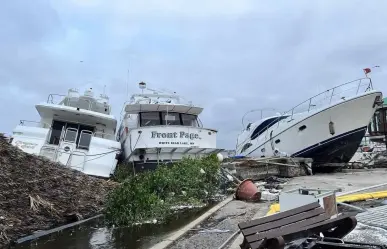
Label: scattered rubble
xmin=349 ymin=150 xmax=387 ymax=169
xmin=0 ymin=134 xmax=117 ymax=247
xmin=221 ymin=157 xmax=312 ymax=182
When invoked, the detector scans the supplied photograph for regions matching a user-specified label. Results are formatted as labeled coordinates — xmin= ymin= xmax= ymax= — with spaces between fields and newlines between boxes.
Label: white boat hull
xmin=122 ymin=126 xmax=221 ymax=172
xmin=11 ymin=125 xmax=121 ymax=178
xmin=239 ymin=91 xmax=382 ymax=165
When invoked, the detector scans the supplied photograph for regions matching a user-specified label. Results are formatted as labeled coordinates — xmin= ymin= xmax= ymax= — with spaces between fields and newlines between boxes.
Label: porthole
xmin=299 ymin=125 xmax=307 ymax=131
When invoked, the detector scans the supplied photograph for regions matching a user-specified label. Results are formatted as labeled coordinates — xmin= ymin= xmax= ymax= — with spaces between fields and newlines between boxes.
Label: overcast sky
xmin=1 ymin=0 xmax=387 ymax=149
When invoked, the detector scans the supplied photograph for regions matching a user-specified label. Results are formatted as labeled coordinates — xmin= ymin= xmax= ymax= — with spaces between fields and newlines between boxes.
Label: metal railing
xmin=286 ymin=78 xmax=372 ymax=119
xmin=19 ymin=120 xmax=51 ymax=128
xmin=237 ymin=77 xmax=373 ymax=153
xmin=46 ymin=93 xmax=112 ymax=115
xmin=94 ymin=132 xmax=115 ymax=140
xmin=241 ymin=108 xmax=278 ymax=128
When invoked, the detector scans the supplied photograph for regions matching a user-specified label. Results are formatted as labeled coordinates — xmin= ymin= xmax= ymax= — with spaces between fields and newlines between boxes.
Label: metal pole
xmin=337 ymin=182 xmax=387 ymax=196
xmin=336 ymin=202 xmax=366 ymax=212
xmin=356 ymin=80 xmax=361 ymax=94
xmin=307 ymin=98 xmax=312 ymax=112
xmin=329 ymin=88 xmax=335 ymax=103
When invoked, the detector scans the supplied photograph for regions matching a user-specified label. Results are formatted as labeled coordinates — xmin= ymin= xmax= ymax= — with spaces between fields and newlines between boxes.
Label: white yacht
xmin=236 ymin=77 xmax=383 ymax=167
xmin=10 ymin=88 xmax=121 ymax=178
xmin=117 ymin=82 xmax=221 ymax=172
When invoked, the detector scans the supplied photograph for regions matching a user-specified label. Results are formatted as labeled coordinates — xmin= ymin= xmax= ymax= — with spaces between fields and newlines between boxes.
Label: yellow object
xmin=266 ymin=190 xmax=387 ymax=216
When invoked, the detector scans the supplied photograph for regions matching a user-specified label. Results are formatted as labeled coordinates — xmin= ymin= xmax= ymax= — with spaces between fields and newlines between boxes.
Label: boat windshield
xmin=140 ymin=112 xmax=200 ymax=127
xmin=250 ymin=116 xmax=289 ymax=140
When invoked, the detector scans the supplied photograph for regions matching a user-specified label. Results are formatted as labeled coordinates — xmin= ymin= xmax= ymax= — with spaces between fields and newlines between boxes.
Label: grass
xmin=105 ymin=154 xmax=221 ymax=225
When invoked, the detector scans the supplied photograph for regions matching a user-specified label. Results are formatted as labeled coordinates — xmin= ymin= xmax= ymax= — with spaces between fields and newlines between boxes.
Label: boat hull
xmin=241 ymin=91 xmax=382 ymax=166
xmin=11 ymin=125 xmax=121 ymax=178
xmin=293 ymin=126 xmax=366 ymax=165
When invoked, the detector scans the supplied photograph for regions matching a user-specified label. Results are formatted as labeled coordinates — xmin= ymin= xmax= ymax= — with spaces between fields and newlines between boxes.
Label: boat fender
xmin=329 ymin=121 xmax=335 ymax=135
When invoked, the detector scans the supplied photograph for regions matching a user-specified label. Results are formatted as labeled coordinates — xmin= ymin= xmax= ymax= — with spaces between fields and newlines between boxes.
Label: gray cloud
xmin=2 ymin=0 xmax=387 ymax=150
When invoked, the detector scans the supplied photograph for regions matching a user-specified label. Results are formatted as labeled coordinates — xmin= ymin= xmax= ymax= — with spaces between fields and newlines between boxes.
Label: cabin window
xmin=139 ymin=112 xmax=200 ymax=127
xmin=161 ymin=112 xmax=181 ymax=125
xmin=48 ymin=120 xmax=94 ymax=150
xmin=49 ymin=120 xmax=66 ymax=145
xmin=250 ymin=116 xmax=289 ymax=140
xmin=140 ymin=112 xmax=161 ymax=126
xmin=181 ymin=114 xmax=199 ymax=127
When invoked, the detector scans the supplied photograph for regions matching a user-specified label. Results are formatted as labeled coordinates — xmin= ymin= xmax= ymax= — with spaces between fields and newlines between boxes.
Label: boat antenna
xmin=103 ymin=84 xmax=106 ymax=94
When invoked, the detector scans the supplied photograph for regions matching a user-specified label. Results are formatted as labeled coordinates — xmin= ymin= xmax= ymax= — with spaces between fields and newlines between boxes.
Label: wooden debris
xmin=0 ymin=134 xmax=116 ymax=247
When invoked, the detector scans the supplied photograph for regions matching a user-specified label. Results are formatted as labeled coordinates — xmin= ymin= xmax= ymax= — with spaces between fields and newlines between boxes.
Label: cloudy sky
xmin=1 ymin=0 xmax=387 ymax=149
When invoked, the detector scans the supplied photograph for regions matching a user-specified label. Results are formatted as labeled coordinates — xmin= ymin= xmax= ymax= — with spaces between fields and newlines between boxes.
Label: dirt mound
xmin=0 ymin=134 xmax=117 ymax=247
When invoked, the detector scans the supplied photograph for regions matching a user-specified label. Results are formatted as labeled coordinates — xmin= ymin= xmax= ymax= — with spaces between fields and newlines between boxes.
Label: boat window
xmin=78 ymin=130 xmax=93 ymax=149
xmin=64 ymin=128 xmax=78 ymax=143
xmin=48 ymin=120 xmax=94 ymax=150
xmin=299 ymin=125 xmax=307 ymax=131
xmin=77 ymin=125 xmax=94 ymax=149
xmin=161 ymin=112 xmax=181 ymax=125
xmin=49 ymin=120 xmax=66 ymax=145
xmin=181 ymin=114 xmax=198 ymax=127
xmin=250 ymin=116 xmax=289 ymax=140
xmin=140 ymin=112 xmax=161 ymax=126
xmin=241 ymin=143 xmax=252 ymax=153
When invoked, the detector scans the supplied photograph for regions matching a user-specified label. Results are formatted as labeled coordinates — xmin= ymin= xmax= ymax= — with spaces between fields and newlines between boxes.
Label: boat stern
xmin=123 ymin=126 xmax=221 ymax=171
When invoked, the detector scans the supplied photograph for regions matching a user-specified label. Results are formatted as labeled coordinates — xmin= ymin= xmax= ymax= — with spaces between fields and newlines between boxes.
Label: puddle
xmin=13 ymin=205 xmax=215 ymax=249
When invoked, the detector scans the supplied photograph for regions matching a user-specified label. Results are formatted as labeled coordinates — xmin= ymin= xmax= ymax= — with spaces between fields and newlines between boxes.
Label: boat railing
xmin=241 ymin=108 xmax=279 ymax=128
xmin=47 ymin=94 xmax=67 ymax=105
xmin=47 ymin=93 xmax=112 ymax=114
xmin=94 ymin=132 xmax=115 ymax=140
xmin=286 ymin=77 xmax=372 ymax=119
xmin=19 ymin=120 xmax=51 ymax=129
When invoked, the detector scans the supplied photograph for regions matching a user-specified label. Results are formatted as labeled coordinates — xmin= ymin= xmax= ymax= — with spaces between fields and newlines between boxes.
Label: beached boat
xmin=10 ymin=88 xmax=121 ymax=178
xmin=236 ymin=77 xmax=383 ymax=167
xmin=117 ymin=82 xmax=222 ymax=172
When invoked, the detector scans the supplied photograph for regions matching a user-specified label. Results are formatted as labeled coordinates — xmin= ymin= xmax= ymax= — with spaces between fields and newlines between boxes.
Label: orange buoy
xmin=236 ymin=179 xmax=261 ymax=202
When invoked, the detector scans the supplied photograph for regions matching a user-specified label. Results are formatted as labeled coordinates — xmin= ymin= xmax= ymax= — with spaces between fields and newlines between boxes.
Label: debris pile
xmin=221 ymin=157 xmax=312 ymax=181
xmin=0 ymin=134 xmax=117 ymax=247
xmin=349 ymin=150 xmax=387 ymax=169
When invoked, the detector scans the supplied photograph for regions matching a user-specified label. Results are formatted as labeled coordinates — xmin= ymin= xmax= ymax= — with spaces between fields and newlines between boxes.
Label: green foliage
xmin=105 ymin=154 xmax=220 ymax=225
xmin=112 ymin=162 xmax=134 ymax=182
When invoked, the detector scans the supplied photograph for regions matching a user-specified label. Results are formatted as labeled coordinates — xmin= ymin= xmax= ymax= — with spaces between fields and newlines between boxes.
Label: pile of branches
xmin=0 ymin=134 xmax=117 ymax=247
